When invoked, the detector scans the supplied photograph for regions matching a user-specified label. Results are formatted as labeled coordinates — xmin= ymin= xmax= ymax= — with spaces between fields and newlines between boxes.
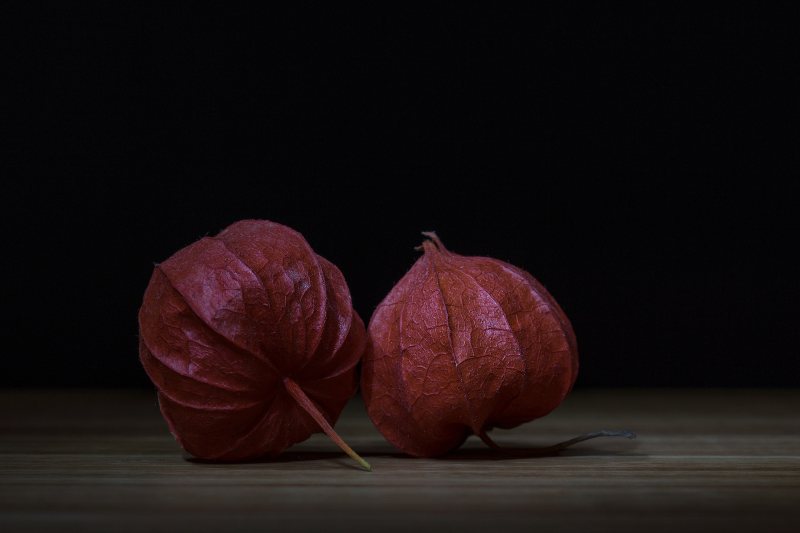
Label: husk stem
xmin=283 ymin=377 xmax=372 ymax=471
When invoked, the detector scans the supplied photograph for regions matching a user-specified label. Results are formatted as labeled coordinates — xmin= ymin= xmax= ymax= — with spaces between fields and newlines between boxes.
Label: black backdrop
xmin=4 ymin=5 xmax=797 ymax=387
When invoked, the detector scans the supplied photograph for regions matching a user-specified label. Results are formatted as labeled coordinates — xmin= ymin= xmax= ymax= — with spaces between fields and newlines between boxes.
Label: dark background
xmin=3 ymin=5 xmax=797 ymax=387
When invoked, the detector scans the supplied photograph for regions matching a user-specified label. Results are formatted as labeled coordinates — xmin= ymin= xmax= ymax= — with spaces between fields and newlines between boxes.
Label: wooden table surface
xmin=1 ymin=389 xmax=798 ymax=532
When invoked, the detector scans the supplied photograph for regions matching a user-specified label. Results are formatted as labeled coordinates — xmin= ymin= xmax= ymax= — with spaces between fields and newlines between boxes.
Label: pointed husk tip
xmin=283 ymin=377 xmax=372 ymax=471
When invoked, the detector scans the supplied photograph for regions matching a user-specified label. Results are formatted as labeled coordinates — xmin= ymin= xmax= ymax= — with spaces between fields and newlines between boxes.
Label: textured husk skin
xmin=139 ymin=220 xmax=365 ymax=461
xmin=361 ymin=238 xmax=578 ymax=457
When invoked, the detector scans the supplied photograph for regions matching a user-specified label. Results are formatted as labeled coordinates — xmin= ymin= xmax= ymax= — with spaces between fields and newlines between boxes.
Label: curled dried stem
xmin=479 ymin=429 xmax=636 ymax=457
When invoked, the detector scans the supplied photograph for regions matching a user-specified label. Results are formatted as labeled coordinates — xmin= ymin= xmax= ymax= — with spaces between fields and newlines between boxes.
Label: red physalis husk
xmin=139 ymin=220 xmax=370 ymax=470
xmin=362 ymin=232 xmax=580 ymax=457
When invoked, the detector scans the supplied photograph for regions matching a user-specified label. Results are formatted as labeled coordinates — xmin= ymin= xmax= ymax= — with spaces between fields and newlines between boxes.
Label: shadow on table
xmin=184 ymin=437 xmax=642 ymax=470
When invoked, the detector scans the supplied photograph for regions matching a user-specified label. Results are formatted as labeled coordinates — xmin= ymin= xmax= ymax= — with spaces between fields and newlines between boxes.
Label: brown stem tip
xmin=421 ymin=231 xmax=448 ymax=252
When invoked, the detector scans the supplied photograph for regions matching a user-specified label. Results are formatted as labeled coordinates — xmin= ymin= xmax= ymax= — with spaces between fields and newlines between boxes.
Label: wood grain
xmin=1 ymin=389 xmax=798 ymax=532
